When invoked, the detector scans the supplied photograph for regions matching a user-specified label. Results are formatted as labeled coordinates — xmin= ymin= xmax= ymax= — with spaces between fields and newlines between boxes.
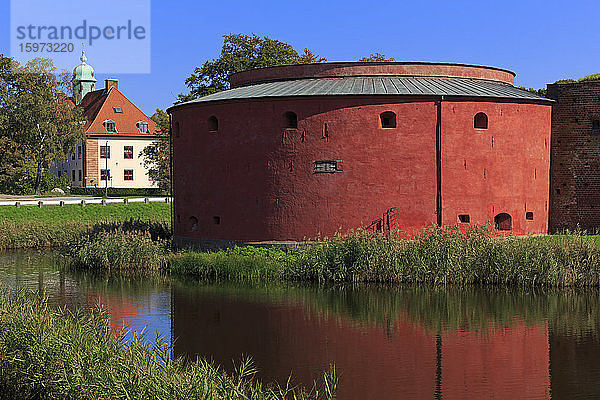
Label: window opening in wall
xmin=78 ymin=170 xmax=82 ymax=181
xmin=137 ymin=121 xmax=149 ymax=133
xmin=189 ymin=216 xmax=198 ymax=232
xmin=284 ymin=112 xmax=298 ymax=129
xmin=113 ymin=107 xmax=123 ymax=114
xmin=380 ymin=111 xmax=397 ymax=128
xmin=124 ymin=169 xmax=134 ymax=181
xmin=71 ymin=170 xmax=75 ymax=181
xmin=494 ymin=213 xmax=512 ymax=231
xmin=526 ymin=212 xmax=534 ymax=220
xmin=213 ymin=216 xmax=221 ymax=225
xmin=556 ymin=188 xmax=561 ymax=195
xmin=124 ymin=146 xmax=133 ymax=159
xmin=71 ymin=151 xmax=75 ymax=160
xmin=208 ymin=116 xmax=218 ymax=132
xmin=593 ymin=120 xmax=600 ymax=135
xmin=173 ymin=121 xmax=180 ymax=137
xmin=458 ymin=214 xmax=470 ymax=223
xmin=77 ymin=145 xmax=82 ymax=159
xmin=100 ymin=169 xmax=110 ymax=181
xmin=103 ymin=120 xmax=117 ymax=133
xmin=474 ymin=112 xmax=488 ymax=129
xmin=314 ymin=160 xmax=341 ymax=173
xmin=100 ymin=145 xmax=110 ymax=159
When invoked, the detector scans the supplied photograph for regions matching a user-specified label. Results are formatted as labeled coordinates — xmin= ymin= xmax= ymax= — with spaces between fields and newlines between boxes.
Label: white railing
xmin=0 ymin=197 xmax=171 ymax=207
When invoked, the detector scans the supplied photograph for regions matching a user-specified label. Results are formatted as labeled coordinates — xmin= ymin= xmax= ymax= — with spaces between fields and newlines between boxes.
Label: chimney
xmin=105 ymin=79 xmax=119 ymax=91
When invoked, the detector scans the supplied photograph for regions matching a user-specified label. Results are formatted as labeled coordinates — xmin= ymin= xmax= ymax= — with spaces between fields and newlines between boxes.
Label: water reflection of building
xmin=171 ymin=286 xmax=551 ymax=399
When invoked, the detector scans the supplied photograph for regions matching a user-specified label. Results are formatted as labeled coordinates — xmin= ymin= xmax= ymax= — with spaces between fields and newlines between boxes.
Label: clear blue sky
xmin=1 ymin=0 xmax=599 ymax=115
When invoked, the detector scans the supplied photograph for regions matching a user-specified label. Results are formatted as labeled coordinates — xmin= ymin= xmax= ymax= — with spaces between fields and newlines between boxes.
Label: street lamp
xmin=105 ymin=140 xmax=109 ymax=197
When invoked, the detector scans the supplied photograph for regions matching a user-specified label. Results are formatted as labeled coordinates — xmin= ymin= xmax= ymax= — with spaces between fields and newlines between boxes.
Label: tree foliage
xmin=140 ymin=108 xmax=171 ymax=191
xmin=358 ymin=53 xmax=395 ymax=62
xmin=578 ymin=73 xmax=600 ymax=82
xmin=517 ymin=86 xmax=547 ymax=97
xmin=0 ymin=56 xmax=84 ymax=194
xmin=179 ymin=34 xmax=326 ymax=102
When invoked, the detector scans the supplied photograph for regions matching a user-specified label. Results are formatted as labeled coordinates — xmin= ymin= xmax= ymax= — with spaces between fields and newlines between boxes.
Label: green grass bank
xmin=0 ymin=202 xmax=171 ymax=250
xmin=168 ymin=228 xmax=600 ymax=287
xmin=0 ymin=290 xmax=336 ymax=399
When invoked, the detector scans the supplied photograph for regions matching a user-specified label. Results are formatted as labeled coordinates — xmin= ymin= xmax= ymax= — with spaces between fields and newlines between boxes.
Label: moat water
xmin=3 ymin=250 xmax=600 ymax=399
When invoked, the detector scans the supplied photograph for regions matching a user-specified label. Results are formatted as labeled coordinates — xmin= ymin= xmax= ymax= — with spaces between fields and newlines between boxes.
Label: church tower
xmin=72 ymin=48 xmax=97 ymax=105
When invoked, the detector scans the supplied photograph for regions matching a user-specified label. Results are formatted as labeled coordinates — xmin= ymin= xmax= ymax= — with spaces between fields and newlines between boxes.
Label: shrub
xmin=70 ymin=230 xmax=168 ymax=272
xmin=0 ymin=290 xmax=337 ymax=399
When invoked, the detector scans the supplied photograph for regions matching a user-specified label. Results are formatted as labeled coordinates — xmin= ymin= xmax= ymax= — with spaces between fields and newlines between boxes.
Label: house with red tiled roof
xmin=51 ymin=50 xmax=160 ymax=188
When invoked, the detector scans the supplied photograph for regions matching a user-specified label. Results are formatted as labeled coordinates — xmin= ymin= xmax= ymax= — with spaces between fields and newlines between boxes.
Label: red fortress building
xmin=168 ymin=62 xmax=552 ymax=248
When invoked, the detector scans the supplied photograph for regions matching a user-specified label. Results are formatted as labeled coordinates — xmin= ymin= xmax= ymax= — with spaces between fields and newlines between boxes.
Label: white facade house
xmin=51 ymin=50 xmax=161 ymax=189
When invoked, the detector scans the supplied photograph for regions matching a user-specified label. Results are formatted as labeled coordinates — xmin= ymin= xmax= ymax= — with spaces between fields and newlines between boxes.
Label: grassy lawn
xmin=0 ymin=202 xmax=171 ymax=250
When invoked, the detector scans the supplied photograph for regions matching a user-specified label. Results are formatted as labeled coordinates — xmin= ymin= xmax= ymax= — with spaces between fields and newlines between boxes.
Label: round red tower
xmin=168 ymin=62 xmax=552 ymax=248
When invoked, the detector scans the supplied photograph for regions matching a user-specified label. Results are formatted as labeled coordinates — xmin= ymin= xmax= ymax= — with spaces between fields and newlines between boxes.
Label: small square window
xmin=113 ymin=107 xmax=123 ymax=113
xmin=555 ymin=188 xmax=561 ymax=195
xmin=100 ymin=169 xmax=110 ymax=181
xmin=458 ymin=214 xmax=470 ymax=223
xmin=124 ymin=169 xmax=134 ymax=181
xmin=213 ymin=216 xmax=221 ymax=225
xmin=526 ymin=212 xmax=534 ymax=220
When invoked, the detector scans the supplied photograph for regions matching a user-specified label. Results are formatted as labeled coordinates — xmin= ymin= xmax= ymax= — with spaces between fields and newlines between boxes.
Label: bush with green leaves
xmin=0 ymin=289 xmax=337 ymax=399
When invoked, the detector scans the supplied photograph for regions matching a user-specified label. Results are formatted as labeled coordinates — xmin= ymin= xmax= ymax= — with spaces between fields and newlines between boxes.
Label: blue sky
xmin=1 ymin=0 xmax=599 ymax=115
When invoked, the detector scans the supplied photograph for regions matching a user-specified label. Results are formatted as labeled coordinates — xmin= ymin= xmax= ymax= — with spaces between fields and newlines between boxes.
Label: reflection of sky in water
xmin=0 ymin=251 xmax=172 ymax=348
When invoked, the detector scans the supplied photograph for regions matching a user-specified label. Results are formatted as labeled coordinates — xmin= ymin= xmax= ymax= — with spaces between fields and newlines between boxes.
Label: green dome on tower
xmin=72 ymin=47 xmax=97 ymax=105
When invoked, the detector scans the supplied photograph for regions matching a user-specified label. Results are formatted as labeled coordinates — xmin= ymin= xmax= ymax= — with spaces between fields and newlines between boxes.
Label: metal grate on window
xmin=314 ymin=160 xmax=342 ymax=174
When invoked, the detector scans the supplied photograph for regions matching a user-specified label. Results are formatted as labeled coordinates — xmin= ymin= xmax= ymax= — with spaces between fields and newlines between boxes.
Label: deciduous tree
xmin=140 ymin=108 xmax=171 ymax=191
xmin=0 ymin=56 xmax=84 ymax=194
xmin=179 ymin=34 xmax=325 ymax=102
xmin=359 ymin=53 xmax=395 ymax=62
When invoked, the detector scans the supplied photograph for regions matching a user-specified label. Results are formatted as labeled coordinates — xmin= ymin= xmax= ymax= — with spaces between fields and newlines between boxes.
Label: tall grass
xmin=169 ymin=246 xmax=298 ymax=281
xmin=69 ymin=229 xmax=169 ymax=272
xmin=287 ymin=226 xmax=600 ymax=286
xmin=0 ymin=289 xmax=337 ymax=399
xmin=0 ymin=202 xmax=171 ymax=250
xmin=170 ymin=227 xmax=600 ymax=287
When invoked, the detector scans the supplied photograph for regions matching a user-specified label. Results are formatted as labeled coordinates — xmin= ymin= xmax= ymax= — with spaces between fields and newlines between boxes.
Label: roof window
xmin=137 ymin=121 xmax=149 ymax=133
xmin=103 ymin=120 xmax=117 ymax=133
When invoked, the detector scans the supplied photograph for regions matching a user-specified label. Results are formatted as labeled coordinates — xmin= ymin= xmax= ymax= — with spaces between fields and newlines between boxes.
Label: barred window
xmin=474 ymin=113 xmax=488 ymax=129
xmin=314 ymin=160 xmax=340 ymax=173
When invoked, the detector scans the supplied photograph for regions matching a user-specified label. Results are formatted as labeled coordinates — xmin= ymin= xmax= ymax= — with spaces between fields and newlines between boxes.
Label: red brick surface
xmin=230 ymin=62 xmax=516 ymax=88
xmin=171 ymin=93 xmax=550 ymax=241
xmin=548 ymin=82 xmax=600 ymax=232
